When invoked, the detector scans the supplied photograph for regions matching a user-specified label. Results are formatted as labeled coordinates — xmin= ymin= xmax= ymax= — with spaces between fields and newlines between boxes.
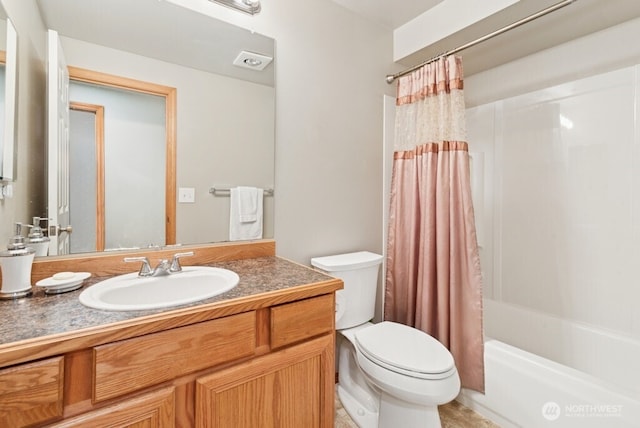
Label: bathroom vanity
xmin=0 ymin=240 xmax=341 ymax=427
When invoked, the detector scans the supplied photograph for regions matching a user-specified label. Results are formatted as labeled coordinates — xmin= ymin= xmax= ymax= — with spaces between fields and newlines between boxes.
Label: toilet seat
xmin=354 ymin=321 xmax=456 ymax=380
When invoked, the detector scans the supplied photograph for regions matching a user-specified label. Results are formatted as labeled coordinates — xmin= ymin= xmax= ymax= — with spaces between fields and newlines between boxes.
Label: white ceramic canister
xmin=0 ymin=223 xmax=36 ymax=299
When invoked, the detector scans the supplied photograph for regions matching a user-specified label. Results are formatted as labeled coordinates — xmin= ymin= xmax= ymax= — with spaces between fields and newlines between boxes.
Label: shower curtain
xmin=384 ymin=56 xmax=485 ymax=392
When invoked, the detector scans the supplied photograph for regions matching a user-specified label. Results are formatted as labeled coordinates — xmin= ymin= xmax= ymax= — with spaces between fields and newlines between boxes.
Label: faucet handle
xmin=124 ymin=256 xmax=152 ymax=276
xmin=170 ymin=251 xmax=194 ymax=272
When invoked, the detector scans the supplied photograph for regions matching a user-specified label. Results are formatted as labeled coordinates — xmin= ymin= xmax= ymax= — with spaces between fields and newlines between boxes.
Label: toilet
xmin=311 ymin=251 xmax=460 ymax=428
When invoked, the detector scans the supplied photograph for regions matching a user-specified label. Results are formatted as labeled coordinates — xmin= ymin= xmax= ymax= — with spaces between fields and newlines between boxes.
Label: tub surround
xmin=0 ymin=240 xmax=342 ymax=427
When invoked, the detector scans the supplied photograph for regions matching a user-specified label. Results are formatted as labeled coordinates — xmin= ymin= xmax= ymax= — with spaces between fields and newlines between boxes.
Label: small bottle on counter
xmin=0 ymin=223 xmax=36 ymax=300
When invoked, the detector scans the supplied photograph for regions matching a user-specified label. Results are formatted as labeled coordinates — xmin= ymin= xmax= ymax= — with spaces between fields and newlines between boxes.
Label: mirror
xmin=0 ymin=5 xmax=17 ymax=182
xmin=28 ymin=0 xmax=275 ymax=255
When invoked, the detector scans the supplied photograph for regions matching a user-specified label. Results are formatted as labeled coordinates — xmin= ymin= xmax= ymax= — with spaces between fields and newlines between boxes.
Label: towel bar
xmin=209 ymin=187 xmax=274 ymax=196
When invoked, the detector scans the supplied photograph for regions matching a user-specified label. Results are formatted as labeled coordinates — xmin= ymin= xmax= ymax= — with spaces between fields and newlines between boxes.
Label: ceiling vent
xmin=233 ymin=51 xmax=273 ymax=71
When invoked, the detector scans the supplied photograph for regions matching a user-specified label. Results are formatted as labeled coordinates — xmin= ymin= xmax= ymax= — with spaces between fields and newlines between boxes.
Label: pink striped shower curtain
xmin=384 ymin=56 xmax=485 ymax=392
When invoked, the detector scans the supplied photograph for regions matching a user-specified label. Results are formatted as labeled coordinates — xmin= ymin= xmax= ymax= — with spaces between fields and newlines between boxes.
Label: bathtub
xmin=458 ymin=338 xmax=640 ymax=427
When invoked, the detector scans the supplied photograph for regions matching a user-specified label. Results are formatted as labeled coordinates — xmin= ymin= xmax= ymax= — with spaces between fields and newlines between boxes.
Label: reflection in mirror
xmin=0 ymin=16 xmax=5 ymax=179
xmin=69 ymin=82 xmax=167 ymax=253
xmin=32 ymin=0 xmax=275 ymax=256
xmin=0 ymin=10 xmax=17 ymax=183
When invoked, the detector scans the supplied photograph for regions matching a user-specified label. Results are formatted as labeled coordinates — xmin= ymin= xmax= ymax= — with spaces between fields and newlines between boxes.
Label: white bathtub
xmin=458 ymin=339 xmax=640 ymax=427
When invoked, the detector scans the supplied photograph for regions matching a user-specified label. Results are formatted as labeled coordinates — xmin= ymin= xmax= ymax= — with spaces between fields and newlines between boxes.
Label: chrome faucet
xmin=169 ymin=251 xmax=194 ymax=272
xmin=124 ymin=251 xmax=194 ymax=277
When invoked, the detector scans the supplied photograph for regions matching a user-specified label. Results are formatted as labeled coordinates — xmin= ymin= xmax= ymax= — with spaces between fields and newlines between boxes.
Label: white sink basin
xmin=79 ymin=266 xmax=239 ymax=311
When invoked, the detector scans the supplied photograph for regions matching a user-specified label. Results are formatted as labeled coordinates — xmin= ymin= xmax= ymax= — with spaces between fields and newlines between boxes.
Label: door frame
xmin=68 ymin=66 xmax=177 ymax=245
xmin=69 ymin=102 xmax=105 ymax=251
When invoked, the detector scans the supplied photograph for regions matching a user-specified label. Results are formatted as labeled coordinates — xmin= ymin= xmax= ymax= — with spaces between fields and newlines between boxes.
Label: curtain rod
xmin=385 ymin=0 xmax=579 ymax=84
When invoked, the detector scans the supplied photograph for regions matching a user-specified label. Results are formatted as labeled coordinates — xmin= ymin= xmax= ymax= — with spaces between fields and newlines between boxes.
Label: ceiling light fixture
xmin=209 ymin=0 xmax=261 ymax=15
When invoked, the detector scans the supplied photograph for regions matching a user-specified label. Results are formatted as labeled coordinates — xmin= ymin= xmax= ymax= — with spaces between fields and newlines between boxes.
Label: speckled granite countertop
xmin=0 ymin=257 xmax=334 ymax=346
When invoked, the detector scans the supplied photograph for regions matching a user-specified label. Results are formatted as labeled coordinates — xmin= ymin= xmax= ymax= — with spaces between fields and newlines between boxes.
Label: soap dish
xmin=36 ymin=272 xmax=91 ymax=295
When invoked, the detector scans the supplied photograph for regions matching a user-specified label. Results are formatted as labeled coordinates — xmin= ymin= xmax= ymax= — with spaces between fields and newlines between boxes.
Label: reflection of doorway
xmin=68 ymin=67 xmax=176 ymax=251
xmin=69 ymin=102 xmax=104 ymax=252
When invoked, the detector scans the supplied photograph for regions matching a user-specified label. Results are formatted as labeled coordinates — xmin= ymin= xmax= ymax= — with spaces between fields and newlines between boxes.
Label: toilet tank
xmin=310 ymin=251 xmax=383 ymax=330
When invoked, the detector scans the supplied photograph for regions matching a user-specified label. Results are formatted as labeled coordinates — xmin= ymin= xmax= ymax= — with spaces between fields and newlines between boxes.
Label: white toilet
xmin=311 ymin=251 xmax=460 ymax=428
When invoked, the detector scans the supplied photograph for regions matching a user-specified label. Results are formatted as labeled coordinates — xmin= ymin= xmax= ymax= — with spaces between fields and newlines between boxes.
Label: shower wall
xmin=465 ymin=18 xmax=640 ymax=397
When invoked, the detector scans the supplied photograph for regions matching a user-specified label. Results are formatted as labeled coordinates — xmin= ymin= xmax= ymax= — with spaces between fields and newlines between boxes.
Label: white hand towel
xmin=229 ymin=187 xmax=263 ymax=241
xmin=238 ymin=186 xmax=259 ymax=223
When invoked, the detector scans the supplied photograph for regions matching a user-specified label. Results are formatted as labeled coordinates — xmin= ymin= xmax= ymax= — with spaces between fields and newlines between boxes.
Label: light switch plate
xmin=178 ymin=187 xmax=195 ymax=203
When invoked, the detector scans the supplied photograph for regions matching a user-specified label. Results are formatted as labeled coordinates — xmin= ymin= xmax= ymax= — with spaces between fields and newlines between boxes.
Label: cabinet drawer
xmin=270 ymin=294 xmax=335 ymax=349
xmin=93 ymin=311 xmax=256 ymax=402
xmin=0 ymin=356 xmax=64 ymax=427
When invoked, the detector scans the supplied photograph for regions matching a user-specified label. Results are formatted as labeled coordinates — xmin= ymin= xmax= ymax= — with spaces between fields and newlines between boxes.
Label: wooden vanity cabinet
xmin=0 ymin=292 xmax=336 ymax=427
xmin=196 ymin=294 xmax=336 ymax=428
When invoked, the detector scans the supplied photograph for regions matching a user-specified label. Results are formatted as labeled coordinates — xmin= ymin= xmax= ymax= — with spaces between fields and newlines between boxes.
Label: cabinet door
xmin=196 ymin=334 xmax=334 ymax=428
xmin=50 ymin=386 xmax=175 ymax=427
xmin=0 ymin=356 xmax=64 ymax=427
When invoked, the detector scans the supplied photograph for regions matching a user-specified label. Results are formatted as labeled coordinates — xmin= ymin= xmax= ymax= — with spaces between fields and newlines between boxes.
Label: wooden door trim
xmin=67 ymin=66 xmax=177 ymax=245
xmin=69 ymin=102 xmax=105 ymax=251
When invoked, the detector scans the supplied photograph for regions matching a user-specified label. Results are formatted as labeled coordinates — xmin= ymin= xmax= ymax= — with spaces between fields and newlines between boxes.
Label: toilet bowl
xmin=310 ymin=251 xmax=460 ymax=428
xmin=338 ymin=322 xmax=460 ymax=428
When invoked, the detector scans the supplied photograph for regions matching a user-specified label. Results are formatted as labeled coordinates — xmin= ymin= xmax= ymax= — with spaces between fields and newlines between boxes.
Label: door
xmin=195 ymin=335 xmax=334 ymax=428
xmin=69 ymin=103 xmax=105 ymax=252
xmin=68 ymin=78 xmax=168 ymax=250
xmin=47 ymin=29 xmax=72 ymax=255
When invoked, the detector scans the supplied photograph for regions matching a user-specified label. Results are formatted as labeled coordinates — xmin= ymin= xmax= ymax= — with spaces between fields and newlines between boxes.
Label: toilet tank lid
xmin=310 ymin=251 xmax=383 ymax=272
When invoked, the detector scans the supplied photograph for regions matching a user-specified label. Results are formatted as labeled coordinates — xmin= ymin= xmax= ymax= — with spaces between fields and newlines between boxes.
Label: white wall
xmin=393 ymin=0 xmax=518 ymax=62
xmin=0 ymin=0 xmax=46 ymax=249
xmin=465 ymin=17 xmax=640 ymax=394
xmin=267 ymin=0 xmax=395 ymax=263
xmin=0 ymin=66 xmax=5 ymax=157
xmin=167 ymin=0 xmax=396 ymax=264
xmin=0 ymin=11 xmax=6 ymax=160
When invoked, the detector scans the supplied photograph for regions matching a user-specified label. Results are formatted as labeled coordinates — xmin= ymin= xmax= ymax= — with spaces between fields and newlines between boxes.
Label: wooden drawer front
xmin=271 ymin=294 xmax=334 ymax=349
xmin=0 ymin=356 xmax=64 ymax=427
xmin=94 ymin=311 xmax=256 ymax=402
xmin=51 ymin=386 xmax=175 ymax=427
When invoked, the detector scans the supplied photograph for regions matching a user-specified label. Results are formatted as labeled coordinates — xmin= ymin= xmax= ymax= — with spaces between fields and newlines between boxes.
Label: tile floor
xmin=334 ymin=392 xmax=500 ymax=428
